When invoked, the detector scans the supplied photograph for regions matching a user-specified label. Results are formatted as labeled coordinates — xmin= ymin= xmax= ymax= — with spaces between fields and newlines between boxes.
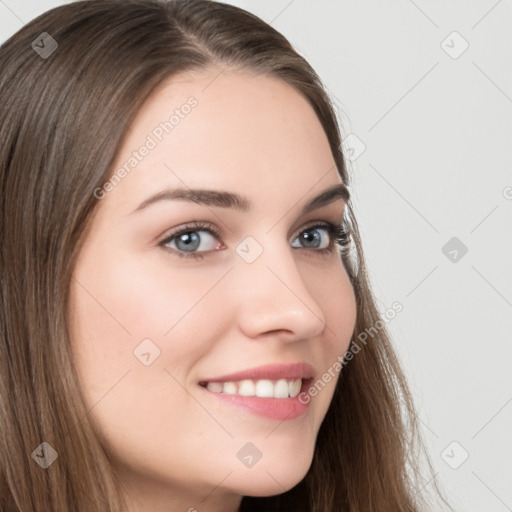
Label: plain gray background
xmin=1 ymin=1 xmax=511 ymax=510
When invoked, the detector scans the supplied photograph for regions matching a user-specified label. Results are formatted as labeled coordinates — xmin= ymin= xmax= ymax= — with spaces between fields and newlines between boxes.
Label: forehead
xmin=103 ymin=68 xmax=340 ymax=215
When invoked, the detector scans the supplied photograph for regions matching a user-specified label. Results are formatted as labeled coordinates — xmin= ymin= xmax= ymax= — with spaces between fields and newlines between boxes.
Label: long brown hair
xmin=0 ymin=1 xmax=447 ymax=510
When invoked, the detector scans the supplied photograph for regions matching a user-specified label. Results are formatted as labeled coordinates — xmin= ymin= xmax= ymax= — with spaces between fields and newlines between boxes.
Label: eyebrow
xmin=130 ymin=182 xmax=350 ymax=216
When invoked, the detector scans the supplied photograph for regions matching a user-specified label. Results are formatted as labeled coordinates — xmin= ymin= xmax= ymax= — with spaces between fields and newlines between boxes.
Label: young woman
xmin=0 ymin=1 xmax=447 ymax=510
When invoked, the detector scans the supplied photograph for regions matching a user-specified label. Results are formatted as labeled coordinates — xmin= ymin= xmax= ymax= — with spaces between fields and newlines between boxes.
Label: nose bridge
xmin=233 ymin=234 xmax=326 ymax=339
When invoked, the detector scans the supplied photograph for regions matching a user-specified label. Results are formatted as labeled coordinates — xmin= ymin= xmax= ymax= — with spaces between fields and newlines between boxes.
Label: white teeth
xmin=223 ymin=381 xmax=237 ymax=395
xmin=274 ymin=379 xmax=290 ymax=398
xmin=289 ymin=379 xmax=301 ymax=398
xmin=206 ymin=381 xmax=223 ymax=393
xmin=238 ymin=380 xmax=255 ymax=396
xmin=204 ymin=378 xmax=303 ymax=399
xmin=255 ymin=379 xmax=274 ymax=398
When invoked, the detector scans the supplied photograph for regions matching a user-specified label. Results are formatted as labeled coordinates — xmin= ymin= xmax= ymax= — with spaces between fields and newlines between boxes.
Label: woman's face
xmin=69 ymin=68 xmax=357 ymax=511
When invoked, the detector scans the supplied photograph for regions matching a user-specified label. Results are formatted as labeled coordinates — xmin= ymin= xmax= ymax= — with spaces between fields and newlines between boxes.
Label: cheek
xmin=71 ymin=241 xmax=222 ymax=341
xmin=68 ymin=253 xmax=232 ymax=480
xmin=313 ymin=262 xmax=357 ymax=351
xmin=308 ymin=268 xmax=357 ymax=410
xmin=68 ymin=245 xmax=233 ymax=401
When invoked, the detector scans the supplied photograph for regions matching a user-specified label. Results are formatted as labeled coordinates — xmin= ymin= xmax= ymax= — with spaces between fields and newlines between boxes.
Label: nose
xmin=233 ymin=237 xmax=326 ymax=343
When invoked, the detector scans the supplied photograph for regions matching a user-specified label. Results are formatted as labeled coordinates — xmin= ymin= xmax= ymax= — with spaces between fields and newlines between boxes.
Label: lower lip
xmin=199 ymin=380 xmax=311 ymax=421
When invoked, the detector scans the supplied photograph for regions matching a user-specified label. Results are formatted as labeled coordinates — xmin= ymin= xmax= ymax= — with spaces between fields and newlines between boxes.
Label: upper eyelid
xmin=156 ymin=199 xmax=346 ymax=240
xmin=160 ymin=218 xmax=342 ymax=244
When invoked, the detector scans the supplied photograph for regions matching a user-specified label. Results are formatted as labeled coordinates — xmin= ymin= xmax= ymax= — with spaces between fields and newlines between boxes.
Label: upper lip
xmin=199 ymin=362 xmax=314 ymax=384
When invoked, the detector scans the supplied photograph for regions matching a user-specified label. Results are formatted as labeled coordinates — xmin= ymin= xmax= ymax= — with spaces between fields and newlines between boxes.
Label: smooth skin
xmin=69 ymin=67 xmax=357 ymax=512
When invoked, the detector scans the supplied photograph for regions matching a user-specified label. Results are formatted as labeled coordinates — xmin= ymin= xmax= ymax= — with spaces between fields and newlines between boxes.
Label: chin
xmin=228 ymin=445 xmax=314 ymax=497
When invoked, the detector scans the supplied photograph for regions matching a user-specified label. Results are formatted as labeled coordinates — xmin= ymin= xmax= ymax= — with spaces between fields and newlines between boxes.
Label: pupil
xmin=177 ymin=232 xmax=199 ymax=251
xmin=302 ymin=229 xmax=320 ymax=248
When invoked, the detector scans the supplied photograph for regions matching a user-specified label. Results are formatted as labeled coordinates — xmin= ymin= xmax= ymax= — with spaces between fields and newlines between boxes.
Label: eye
xmin=292 ymin=222 xmax=350 ymax=257
xmin=159 ymin=220 xmax=350 ymax=260
xmin=160 ymin=221 xmax=222 ymax=259
xmin=292 ymin=224 xmax=331 ymax=250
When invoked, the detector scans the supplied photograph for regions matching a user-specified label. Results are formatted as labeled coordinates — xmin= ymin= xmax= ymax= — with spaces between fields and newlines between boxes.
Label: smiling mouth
xmin=198 ymin=378 xmax=310 ymax=399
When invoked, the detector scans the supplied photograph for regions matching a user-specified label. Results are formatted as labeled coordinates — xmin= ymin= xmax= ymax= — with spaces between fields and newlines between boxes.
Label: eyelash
xmin=159 ymin=220 xmax=351 ymax=260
